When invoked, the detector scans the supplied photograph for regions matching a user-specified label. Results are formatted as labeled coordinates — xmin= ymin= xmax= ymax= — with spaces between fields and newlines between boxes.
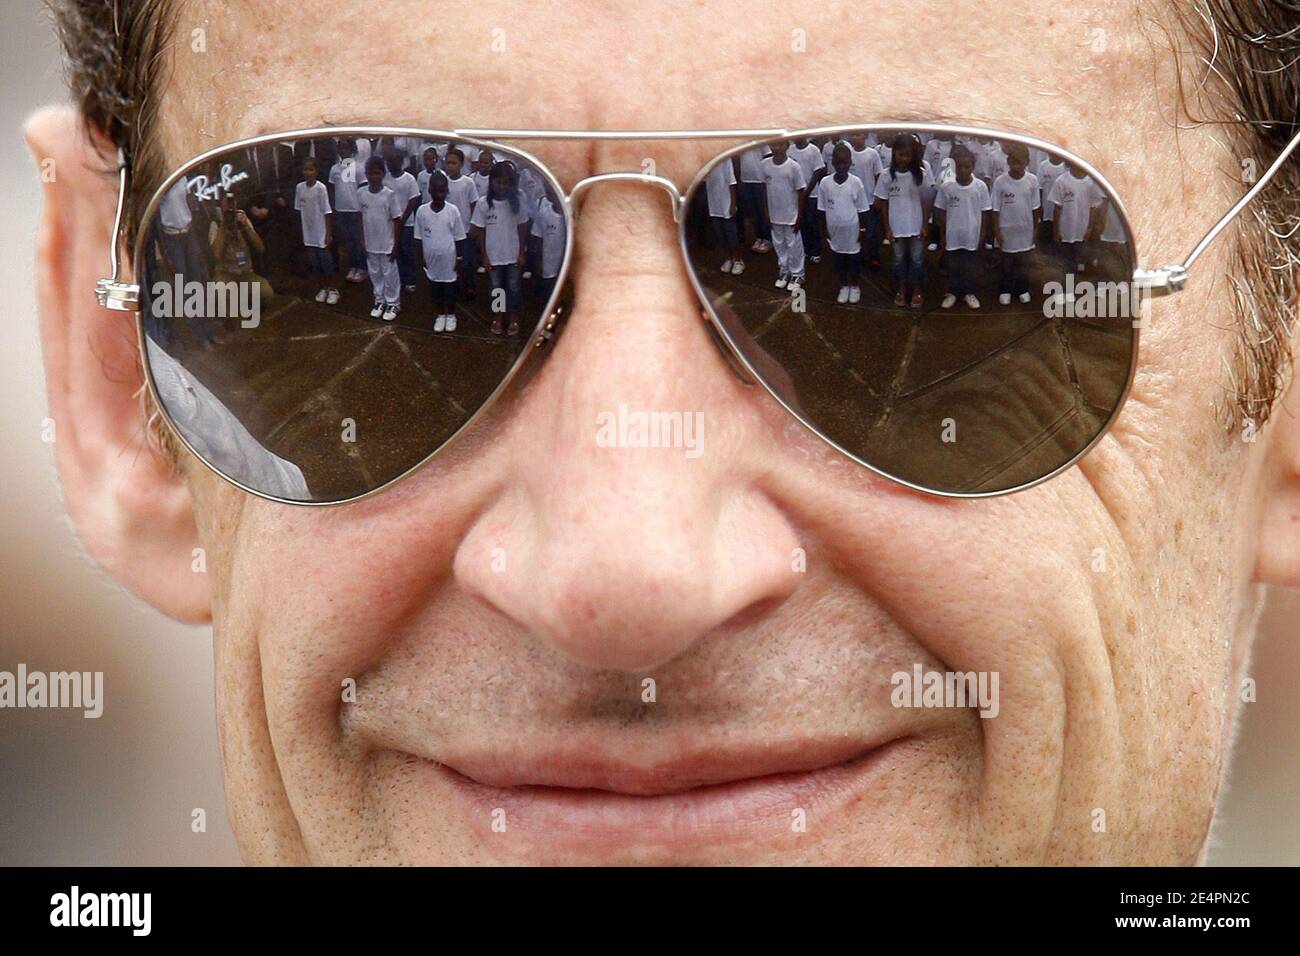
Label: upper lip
xmin=433 ymin=736 xmax=896 ymax=796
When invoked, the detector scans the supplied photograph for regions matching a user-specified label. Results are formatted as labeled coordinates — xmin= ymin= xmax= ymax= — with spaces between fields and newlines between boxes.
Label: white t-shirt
xmin=529 ymin=200 xmax=566 ymax=279
xmin=760 ymin=157 xmax=807 ymax=226
xmin=470 ymin=196 xmax=526 ymax=266
xmin=936 ymin=178 xmax=992 ymax=252
xmin=848 ymin=145 xmax=884 ymax=200
xmin=383 ymin=170 xmax=421 ymax=230
xmin=873 ymin=164 xmax=934 ymax=238
xmin=329 ymin=159 xmax=362 ymax=213
xmin=445 ymin=174 xmax=479 ymax=229
xmin=415 ymin=201 xmax=466 ymax=282
xmin=815 ymin=173 xmax=870 ymax=254
xmin=991 ymin=171 xmax=1040 ymax=253
xmin=737 ymin=146 xmax=771 ymax=184
xmin=1036 ymin=160 xmax=1067 ymax=222
xmin=356 ymin=185 xmax=401 ymax=255
xmin=788 ymin=143 xmax=825 ymax=190
xmin=159 ymin=178 xmax=193 ymax=231
xmin=704 ymin=160 xmax=737 ymax=218
xmin=924 ymin=139 xmax=952 ymax=180
xmin=1100 ymin=201 xmax=1127 ymax=244
xmin=1049 ymin=172 xmax=1104 ymax=243
xmin=293 ymin=180 xmax=332 ymax=248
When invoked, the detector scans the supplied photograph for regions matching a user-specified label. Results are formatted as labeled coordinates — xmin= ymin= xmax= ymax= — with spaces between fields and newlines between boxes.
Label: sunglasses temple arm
xmin=95 ymin=148 xmax=141 ymax=312
xmin=1135 ymin=124 xmax=1300 ymax=297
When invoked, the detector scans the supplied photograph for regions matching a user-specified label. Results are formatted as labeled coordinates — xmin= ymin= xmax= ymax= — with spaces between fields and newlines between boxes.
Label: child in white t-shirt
xmin=329 ymin=139 xmax=367 ymax=284
xmin=847 ymin=132 xmax=885 ymax=269
xmin=789 ymin=138 xmax=826 ymax=264
xmin=874 ymin=133 xmax=934 ymax=309
xmin=817 ymin=143 xmax=871 ymax=304
xmin=529 ymin=184 xmax=566 ymax=307
xmin=991 ymin=143 xmax=1041 ymax=305
xmin=356 ymin=156 xmax=403 ymax=321
xmin=760 ymin=141 xmax=808 ymax=292
xmin=470 ymin=160 xmax=530 ymax=337
xmin=1049 ymin=164 xmax=1105 ymax=273
xmin=1036 ymin=155 xmax=1067 ymax=246
xmin=294 ymin=157 xmax=336 ymax=304
xmin=442 ymin=147 xmax=480 ymax=297
xmin=704 ymin=158 xmax=742 ymax=275
xmin=415 ymin=171 xmax=467 ymax=333
xmin=934 ymin=145 xmax=991 ymax=309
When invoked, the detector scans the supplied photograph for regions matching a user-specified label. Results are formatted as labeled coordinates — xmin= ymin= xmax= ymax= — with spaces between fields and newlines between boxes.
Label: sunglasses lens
xmin=139 ymin=134 xmax=566 ymax=502
xmin=686 ymin=130 xmax=1138 ymax=495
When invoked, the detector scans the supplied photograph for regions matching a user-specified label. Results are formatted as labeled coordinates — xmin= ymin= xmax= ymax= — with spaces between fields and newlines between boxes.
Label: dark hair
xmin=427 ymin=170 xmax=449 ymax=196
xmin=445 ymin=146 xmax=464 ymax=163
xmin=950 ymin=143 xmax=975 ymax=166
xmin=364 ymin=155 xmax=385 ymax=175
xmin=888 ymin=132 xmax=923 ymax=186
xmin=486 ymin=160 xmax=520 ymax=216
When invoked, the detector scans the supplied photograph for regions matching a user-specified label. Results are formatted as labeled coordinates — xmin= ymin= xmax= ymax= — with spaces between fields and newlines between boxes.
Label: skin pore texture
xmin=27 ymin=0 xmax=1300 ymax=864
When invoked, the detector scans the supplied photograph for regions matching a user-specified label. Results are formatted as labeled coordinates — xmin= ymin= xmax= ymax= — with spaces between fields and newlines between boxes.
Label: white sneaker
xmin=751 ymin=239 xmax=765 ymax=253
xmin=775 ymin=274 xmax=788 ymax=289
xmin=369 ymin=302 xmax=384 ymax=318
xmin=837 ymin=286 xmax=850 ymax=304
xmin=720 ymin=259 xmax=733 ymax=273
xmin=730 ymin=260 xmax=745 ymax=275
xmin=382 ymin=305 xmax=398 ymax=322
xmin=446 ymin=313 xmax=457 ymax=332
xmin=809 ymin=255 xmax=821 ymax=264
xmin=315 ymin=288 xmax=328 ymax=303
xmin=522 ymin=271 xmax=532 ymax=280
xmin=326 ymin=288 xmax=340 ymax=305
xmin=788 ymin=276 xmax=804 ymax=293
xmin=434 ymin=314 xmax=446 ymax=332
xmin=998 ymin=293 xmax=1012 ymax=306
xmin=849 ymin=285 xmax=861 ymax=304
xmin=941 ymin=293 xmax=957 ymax=309
xmin=964 ymin=294 xmax=981 ymax=309
xmin=476 ymin=265 xmax=486 ymax=275
xmin=927 ymin=242 xmax=938 ymax=252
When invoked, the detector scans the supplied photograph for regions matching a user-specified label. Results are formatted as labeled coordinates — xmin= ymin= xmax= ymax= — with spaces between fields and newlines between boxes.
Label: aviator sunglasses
xmin=95 ymin=123 xmax=1300 ymax=504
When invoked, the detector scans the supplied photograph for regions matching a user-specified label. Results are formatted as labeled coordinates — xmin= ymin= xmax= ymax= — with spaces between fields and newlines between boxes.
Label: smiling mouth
xmin=424 ymin=736 xmax=914 ymax=848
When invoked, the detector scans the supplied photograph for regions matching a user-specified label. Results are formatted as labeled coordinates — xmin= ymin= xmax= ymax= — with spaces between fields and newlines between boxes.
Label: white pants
xmin=366 ymin=252 xmax=400 ymax=306
xmin=771 ymin=223 xmax=805 ymax=278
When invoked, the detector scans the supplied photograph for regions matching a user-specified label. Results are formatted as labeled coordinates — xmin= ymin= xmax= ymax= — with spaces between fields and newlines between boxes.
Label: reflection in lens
xmin=687 ymin=128 xmax=1138 ymax=495
xmin=140 ymin=133 xmax=566 ymax=503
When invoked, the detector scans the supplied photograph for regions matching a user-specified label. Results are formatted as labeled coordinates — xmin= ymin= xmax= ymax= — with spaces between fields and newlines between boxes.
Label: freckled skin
xmin=34 ymin=0 xmax=1294 ymax=865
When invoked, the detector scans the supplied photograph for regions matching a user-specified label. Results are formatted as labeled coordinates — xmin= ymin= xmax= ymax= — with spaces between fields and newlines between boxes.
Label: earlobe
xmin=1254 ymin=377 xmax=1300 ymax=588
xmin=26 ymin=105 xmax=212 ymax=623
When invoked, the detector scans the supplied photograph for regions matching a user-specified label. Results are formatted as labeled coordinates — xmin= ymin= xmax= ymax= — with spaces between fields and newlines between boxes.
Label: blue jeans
xmin=891 ymin=235 xmax=927 ymax=285
xmin=489 ymin=263 xmax=523 ymax=312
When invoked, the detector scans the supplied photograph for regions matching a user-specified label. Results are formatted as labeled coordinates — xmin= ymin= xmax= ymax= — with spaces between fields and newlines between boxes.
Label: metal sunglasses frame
xmin=95 ymin=122 xmax=1300 ymax=505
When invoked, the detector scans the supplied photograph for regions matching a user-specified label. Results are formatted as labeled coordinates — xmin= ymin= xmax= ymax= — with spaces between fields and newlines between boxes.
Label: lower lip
xmin=430 ymin=738 xmax=913 ymax=854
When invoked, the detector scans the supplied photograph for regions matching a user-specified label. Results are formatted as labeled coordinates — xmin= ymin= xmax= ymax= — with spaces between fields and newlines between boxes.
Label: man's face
xmin=114 ymin=0 xmax=1276 ymax=863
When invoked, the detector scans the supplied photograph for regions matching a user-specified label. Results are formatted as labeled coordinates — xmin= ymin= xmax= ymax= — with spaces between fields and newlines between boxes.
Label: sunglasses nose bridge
xmin=565 ymin=172 xmax=684 ymax=223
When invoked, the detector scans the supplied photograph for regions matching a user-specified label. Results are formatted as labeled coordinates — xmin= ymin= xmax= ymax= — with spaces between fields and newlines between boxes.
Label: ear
xmin=1255 ymin=374 xmax=1300 ymax=588
xmin=26 ymin=106 xmax=211 ymax=623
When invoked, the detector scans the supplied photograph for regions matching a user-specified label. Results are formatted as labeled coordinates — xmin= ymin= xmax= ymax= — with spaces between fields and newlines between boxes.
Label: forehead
xmin=163 ymin=0 xmax=1155 ymax=187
